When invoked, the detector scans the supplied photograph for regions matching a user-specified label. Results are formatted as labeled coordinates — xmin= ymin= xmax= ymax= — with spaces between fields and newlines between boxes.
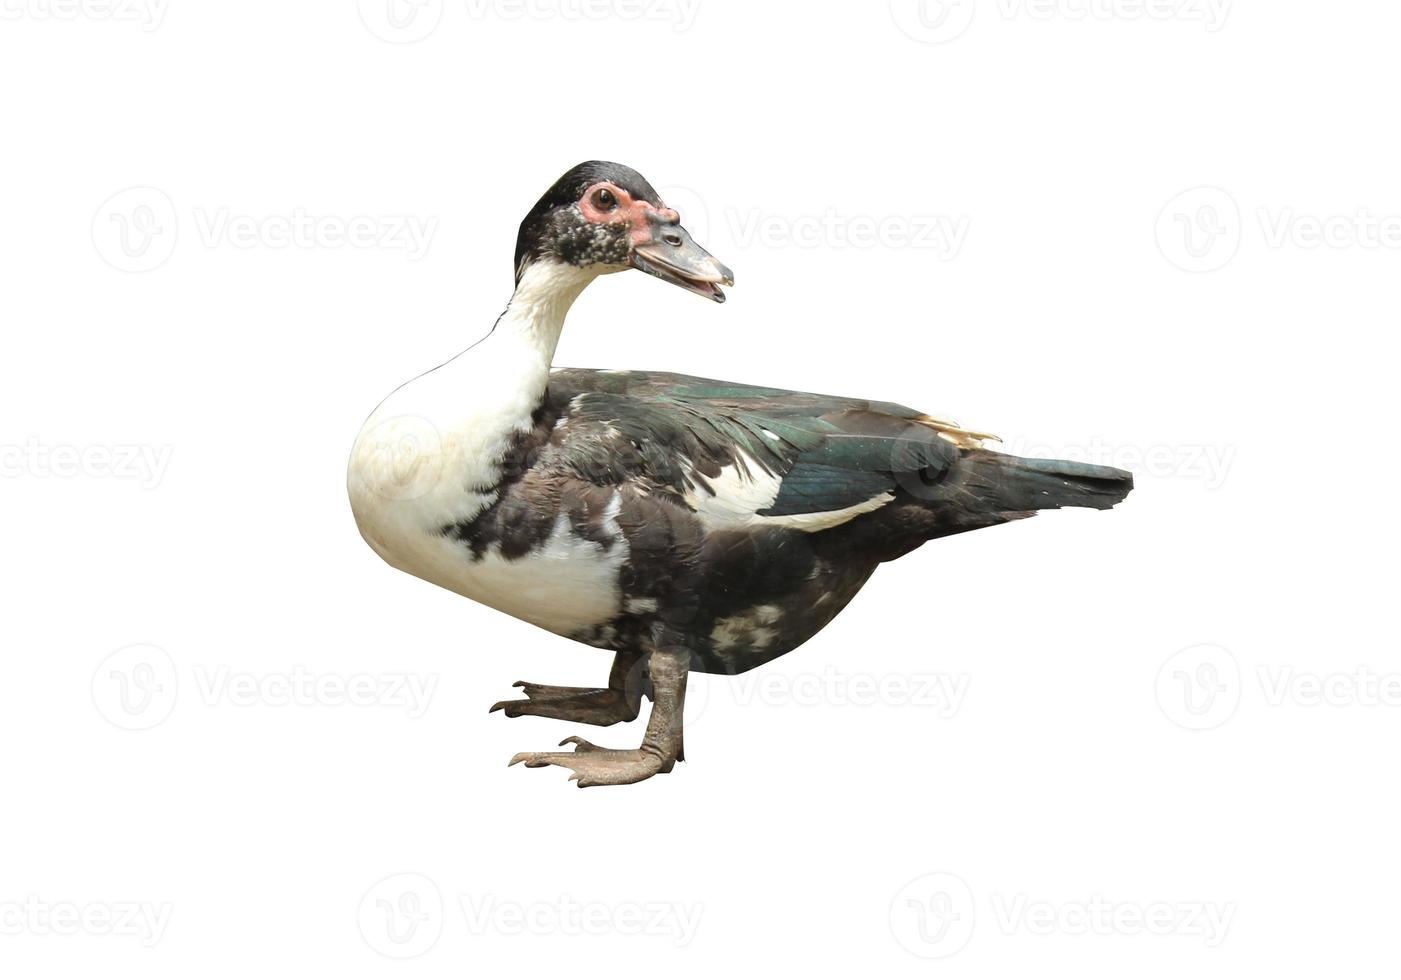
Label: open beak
xmin=629 ymin=212 xmax=734 ymax=303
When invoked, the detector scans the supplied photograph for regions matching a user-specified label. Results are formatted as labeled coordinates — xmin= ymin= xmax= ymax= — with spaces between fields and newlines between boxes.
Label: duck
xmin=348 ymin=160 xmax=1133 ymax=787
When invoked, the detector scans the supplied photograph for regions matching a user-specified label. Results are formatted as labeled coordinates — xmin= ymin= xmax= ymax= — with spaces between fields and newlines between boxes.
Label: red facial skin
xmin=578 ymin=181 xmax=679 ymax=245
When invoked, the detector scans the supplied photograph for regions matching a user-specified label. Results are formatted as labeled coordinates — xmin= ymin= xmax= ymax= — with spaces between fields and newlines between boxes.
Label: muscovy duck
xmin=348 ymin=161 xmax=1132 ymax=786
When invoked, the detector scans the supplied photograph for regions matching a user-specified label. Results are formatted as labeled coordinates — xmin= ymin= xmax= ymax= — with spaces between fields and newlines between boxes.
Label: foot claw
xmin=558 ymin=735 xmax=603 ymax=751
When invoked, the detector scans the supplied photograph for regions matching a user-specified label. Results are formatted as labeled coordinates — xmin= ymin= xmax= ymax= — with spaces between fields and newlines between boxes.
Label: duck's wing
xmin=543 ymin=368 xmax=996 ymax=529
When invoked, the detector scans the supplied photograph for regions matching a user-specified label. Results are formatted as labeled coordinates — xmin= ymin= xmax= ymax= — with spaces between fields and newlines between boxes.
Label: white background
xmin=2 ymin=1 xmax=1397 ymax=976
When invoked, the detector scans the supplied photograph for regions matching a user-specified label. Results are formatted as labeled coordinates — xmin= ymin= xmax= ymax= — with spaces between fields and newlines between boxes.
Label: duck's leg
xmin=489 ymin=651 xmax=644 ymax=726
xmin=508 ymin=646 xmax=688 ymax=787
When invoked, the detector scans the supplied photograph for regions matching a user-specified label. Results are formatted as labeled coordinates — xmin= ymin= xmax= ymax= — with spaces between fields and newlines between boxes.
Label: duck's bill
xmin=630 ymin=227 xmax=734 ymax=303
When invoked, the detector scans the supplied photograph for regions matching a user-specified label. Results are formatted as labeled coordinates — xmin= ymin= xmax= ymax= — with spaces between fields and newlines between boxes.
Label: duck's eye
xmin=591 ymin=188 xmax=618 ymax=212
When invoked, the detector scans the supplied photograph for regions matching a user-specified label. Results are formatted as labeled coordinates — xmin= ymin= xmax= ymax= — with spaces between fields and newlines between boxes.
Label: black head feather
xmin=514 ymin=161 xmax=662 ymax=281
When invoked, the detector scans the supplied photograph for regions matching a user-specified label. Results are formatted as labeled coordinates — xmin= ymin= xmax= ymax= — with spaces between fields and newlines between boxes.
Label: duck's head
xmin=514 ymin=160 xmax=733 ymax=303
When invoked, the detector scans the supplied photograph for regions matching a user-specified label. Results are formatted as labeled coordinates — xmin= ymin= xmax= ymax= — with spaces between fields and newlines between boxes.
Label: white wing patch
xmin=754 ymin=492 xmax=895 ymax=532
xmin=683 ymin=448 xmax=893 ymax=533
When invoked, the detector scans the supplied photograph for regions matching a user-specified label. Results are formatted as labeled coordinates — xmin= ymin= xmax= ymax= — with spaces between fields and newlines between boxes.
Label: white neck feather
xmin=497 ymin=260 xmax=597 ymax=356
xmin=451 ymin=260 xmax=594 ymax=425
xmin=379 ymin=259 xmax=597 ymax=421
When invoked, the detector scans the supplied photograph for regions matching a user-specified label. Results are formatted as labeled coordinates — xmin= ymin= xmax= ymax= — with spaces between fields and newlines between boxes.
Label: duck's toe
xmin=508 ymin=737 xmax=670 ymax=787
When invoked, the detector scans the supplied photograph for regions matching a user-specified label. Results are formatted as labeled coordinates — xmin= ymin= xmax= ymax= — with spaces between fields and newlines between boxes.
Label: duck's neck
xmin=474 ymin=260 xmax=597 ymax=405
